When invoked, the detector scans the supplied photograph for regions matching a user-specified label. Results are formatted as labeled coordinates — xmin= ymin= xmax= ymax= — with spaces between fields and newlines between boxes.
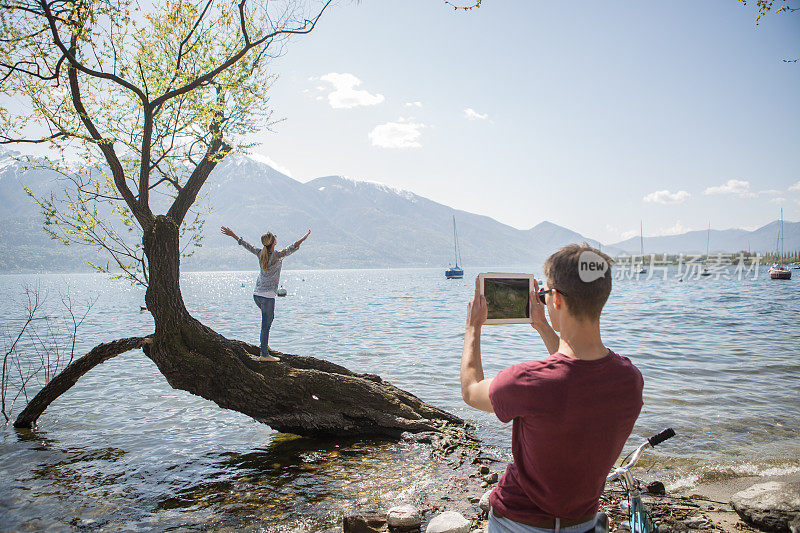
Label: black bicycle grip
xmin=648 ymin=428 xmax=675 ymax=447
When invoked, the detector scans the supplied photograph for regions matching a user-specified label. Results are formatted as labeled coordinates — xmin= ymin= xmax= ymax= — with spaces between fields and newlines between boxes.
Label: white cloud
xmin=771 ymin=197 xmax=787 ymax=204
xmin=759 ymin=189 xmax=782 ymax=196
xmin=464 ymin=108 xmax=489 ymax=120
xmin=620 ymin=229 xmax=638 ymax=240
xmin=249 ymin=153 xmax=293 ymax=177
xmin=704 ymin=179 xmax=755 ymax=198
xmin=789 ymin=180 xmax=800 ymax=192
xmin=404 ymin=101 xmax=423 ymax=108
xmin=369 ymin=120 xmax=425 ymax=149
xmin=660 ymin=221 xmax=688 ymax=236
xmin=643 ymin=189 xmax=691 ymax=204
xmin=319 ymin=73 xmax=384 ymax=109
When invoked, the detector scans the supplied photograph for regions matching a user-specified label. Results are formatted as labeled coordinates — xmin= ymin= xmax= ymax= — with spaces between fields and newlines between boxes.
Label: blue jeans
xmin=253 ymin=295 xmax=275 ymax=356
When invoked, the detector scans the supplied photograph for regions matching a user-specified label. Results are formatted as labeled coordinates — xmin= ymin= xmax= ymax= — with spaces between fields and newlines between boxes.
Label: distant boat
xmin=700 ymin=223 xmax=712 ymax=277
xmin=277 ymin=287 xmax=288 ymax=296
xmin=445 ymin=215 xmax=464 ymax=279
xmin=769 ymin=208 xmax=791 ymax=280
xmin=637 ymin=221 xmax=647 ymax=275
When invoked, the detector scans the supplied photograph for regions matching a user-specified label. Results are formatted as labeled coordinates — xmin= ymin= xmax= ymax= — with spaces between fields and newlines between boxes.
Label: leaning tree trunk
xmin=140 ymin=215 xmax=463 ymax=438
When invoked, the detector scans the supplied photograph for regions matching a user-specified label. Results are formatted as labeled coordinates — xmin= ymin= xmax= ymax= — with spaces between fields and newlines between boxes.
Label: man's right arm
xmin=530 ymin=279 xmax=559 ymax=355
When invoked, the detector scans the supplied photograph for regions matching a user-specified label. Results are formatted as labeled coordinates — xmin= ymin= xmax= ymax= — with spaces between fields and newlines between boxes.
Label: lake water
xmin=1 ymin=266 xmax=798 ymax=530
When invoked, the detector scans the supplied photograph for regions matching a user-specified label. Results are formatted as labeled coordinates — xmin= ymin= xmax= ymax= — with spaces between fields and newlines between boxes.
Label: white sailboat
xmin=637 ymin=221 xmax=647 ymax=274
xmin=445 ymin=215 xmax=464 ymax=279
xmin=769 ymin=208 xmax=791 ymax=280
xmin=700 ymin=223 xmax=712 ymax=276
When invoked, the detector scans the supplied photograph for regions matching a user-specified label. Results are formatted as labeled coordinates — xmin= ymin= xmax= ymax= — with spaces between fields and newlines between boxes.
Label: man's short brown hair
xmin=543 ymin=243 xmax=613 ymax=322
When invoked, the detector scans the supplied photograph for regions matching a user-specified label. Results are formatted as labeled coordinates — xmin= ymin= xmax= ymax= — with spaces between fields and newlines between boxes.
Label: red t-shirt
xmin=488 ymin=350 xmax=643 ymax=523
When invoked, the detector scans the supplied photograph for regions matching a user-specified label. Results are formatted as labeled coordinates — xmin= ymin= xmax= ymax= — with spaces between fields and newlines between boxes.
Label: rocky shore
xmin=335 ymin=435 xmax=799 ymax=533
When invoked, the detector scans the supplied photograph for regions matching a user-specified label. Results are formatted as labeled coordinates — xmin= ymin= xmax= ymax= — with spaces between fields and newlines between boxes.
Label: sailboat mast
xmin=640 ymin=221 xmax=644 ymax=256
xmin=452 ymin=215 xmax=460 ymax=267
xmin=780 ymin=208 xmax=784 ymax=261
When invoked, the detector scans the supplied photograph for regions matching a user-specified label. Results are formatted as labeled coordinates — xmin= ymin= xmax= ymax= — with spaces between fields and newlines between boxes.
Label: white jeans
xmin=488 ymin=509 xmax=598 ymax=533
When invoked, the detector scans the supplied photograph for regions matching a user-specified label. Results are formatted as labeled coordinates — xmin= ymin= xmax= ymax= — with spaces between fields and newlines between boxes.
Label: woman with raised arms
xmin=221 ymin=226 xmax=311 ymax=361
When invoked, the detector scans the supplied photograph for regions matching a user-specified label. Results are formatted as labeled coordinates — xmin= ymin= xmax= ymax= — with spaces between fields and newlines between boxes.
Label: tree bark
xmin=14 ymin=336 xmax=151 ymax=428
xmin=138 ymin=215 xmax=464 ymax=438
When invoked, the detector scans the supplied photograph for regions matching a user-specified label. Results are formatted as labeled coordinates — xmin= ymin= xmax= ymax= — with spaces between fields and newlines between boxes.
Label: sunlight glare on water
xmin=0 ymin=266 xmax=798 ymax=530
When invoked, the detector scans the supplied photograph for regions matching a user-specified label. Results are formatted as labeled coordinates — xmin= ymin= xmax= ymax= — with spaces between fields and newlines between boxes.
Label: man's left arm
xmin=461 ymin=277 xmax=494 ymax=413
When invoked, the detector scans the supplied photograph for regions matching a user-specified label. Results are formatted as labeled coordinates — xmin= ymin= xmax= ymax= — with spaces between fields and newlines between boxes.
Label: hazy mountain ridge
xmin=0 ymin=150 xmax=796 ymax=272
xmin=609 ymin=222 xmax=800 ymax=256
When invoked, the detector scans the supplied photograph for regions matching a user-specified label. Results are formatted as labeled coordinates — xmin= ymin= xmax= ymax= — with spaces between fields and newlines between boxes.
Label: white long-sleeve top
xmin=238 ymin=238 xmax=298 ymax=298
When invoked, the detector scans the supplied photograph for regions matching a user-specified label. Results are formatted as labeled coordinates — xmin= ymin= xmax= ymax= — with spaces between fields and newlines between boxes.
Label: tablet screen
xmin=484 ymin=277 xmax=531 ymax=320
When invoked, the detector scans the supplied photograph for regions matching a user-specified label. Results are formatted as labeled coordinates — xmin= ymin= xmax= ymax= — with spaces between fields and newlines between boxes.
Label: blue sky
xmin=246 ymin=0 xmax=800 ymax=243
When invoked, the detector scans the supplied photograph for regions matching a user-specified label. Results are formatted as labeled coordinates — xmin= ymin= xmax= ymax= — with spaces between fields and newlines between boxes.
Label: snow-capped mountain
xmin=1 ymin=149 xmax=795 ymax=273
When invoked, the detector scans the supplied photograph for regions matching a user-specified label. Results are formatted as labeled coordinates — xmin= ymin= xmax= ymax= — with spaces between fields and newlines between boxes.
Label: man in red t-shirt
xmin=460 ymin=244 xmax=643 ymax=533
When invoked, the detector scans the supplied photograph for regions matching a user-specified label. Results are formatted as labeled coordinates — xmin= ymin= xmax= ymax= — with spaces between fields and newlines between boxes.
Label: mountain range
xmin=0 ymin=149 xmax=796 ymax=273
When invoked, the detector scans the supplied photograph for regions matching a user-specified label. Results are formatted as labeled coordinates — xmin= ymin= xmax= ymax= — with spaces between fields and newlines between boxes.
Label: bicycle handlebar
xmin=647 ymin=428 xmax=675 ymax=447
xmin=607 ymin=428 xmax=676 ymax=483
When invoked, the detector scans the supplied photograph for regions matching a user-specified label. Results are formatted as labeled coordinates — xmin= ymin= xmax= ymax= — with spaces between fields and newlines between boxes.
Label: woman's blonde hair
xmin=259 ymin=232 xmax=276 ymax=271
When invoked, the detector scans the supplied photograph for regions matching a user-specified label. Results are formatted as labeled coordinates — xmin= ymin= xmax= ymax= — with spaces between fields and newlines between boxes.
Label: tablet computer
xmin=478 ymin=272 xmax=535 ymax=324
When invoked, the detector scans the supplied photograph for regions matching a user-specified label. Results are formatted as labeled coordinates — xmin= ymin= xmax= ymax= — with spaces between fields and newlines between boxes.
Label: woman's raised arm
xmin=294 ymin=229 xmax=311 ymax=248
xmin=221 ymin=226 xmax=240 ymax=242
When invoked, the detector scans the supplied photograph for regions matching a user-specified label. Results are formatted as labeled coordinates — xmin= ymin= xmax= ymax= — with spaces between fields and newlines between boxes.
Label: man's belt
xmin=492 ymin=510 xmax=597 ymax=530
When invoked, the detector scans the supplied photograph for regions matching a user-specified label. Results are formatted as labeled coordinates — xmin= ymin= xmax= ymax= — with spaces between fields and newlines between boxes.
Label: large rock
xmin=730 ymin=481 xmax=800 ymax=532
xmin=388 ymin=505 xmax=422 ymax=529
xmin=426 ymin=511 xmax=470 ymax=533
xmin=478 ymin=490 xmax=492 ymax=512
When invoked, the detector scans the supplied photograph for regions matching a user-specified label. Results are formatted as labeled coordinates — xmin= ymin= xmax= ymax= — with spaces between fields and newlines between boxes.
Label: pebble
xmin=477 ymin=465 xmax=489 ymax=475
xmin=683 ymin=517 xmax=710 ymax=529
xmin=426 ymin=511 xmax=471 ymax=533
xmin=647 ymin=481 xmax=666 ymax=495
xmin=482 ymin=473 xmax=498 ymax=484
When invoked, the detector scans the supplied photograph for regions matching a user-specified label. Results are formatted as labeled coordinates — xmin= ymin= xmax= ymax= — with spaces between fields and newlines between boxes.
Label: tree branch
xmin=0 ymin=132 xmax=71 ymax=144
xmin=14 ymin=336 xmax=151 ymax=428
xmin=65 ymin=35 xmax=153 ymax=230
xmin=151 ymin=0 xmax=332 ymax=108
xmin=39 ymin=0 xmax=148 ymax=102
xmin=167 ymin=86 xmax=229 ymax=224
xmin=175 ymin=0 xmax=215 ymax=73
xmin=238 ymin=0 xmax=250 ymax=46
